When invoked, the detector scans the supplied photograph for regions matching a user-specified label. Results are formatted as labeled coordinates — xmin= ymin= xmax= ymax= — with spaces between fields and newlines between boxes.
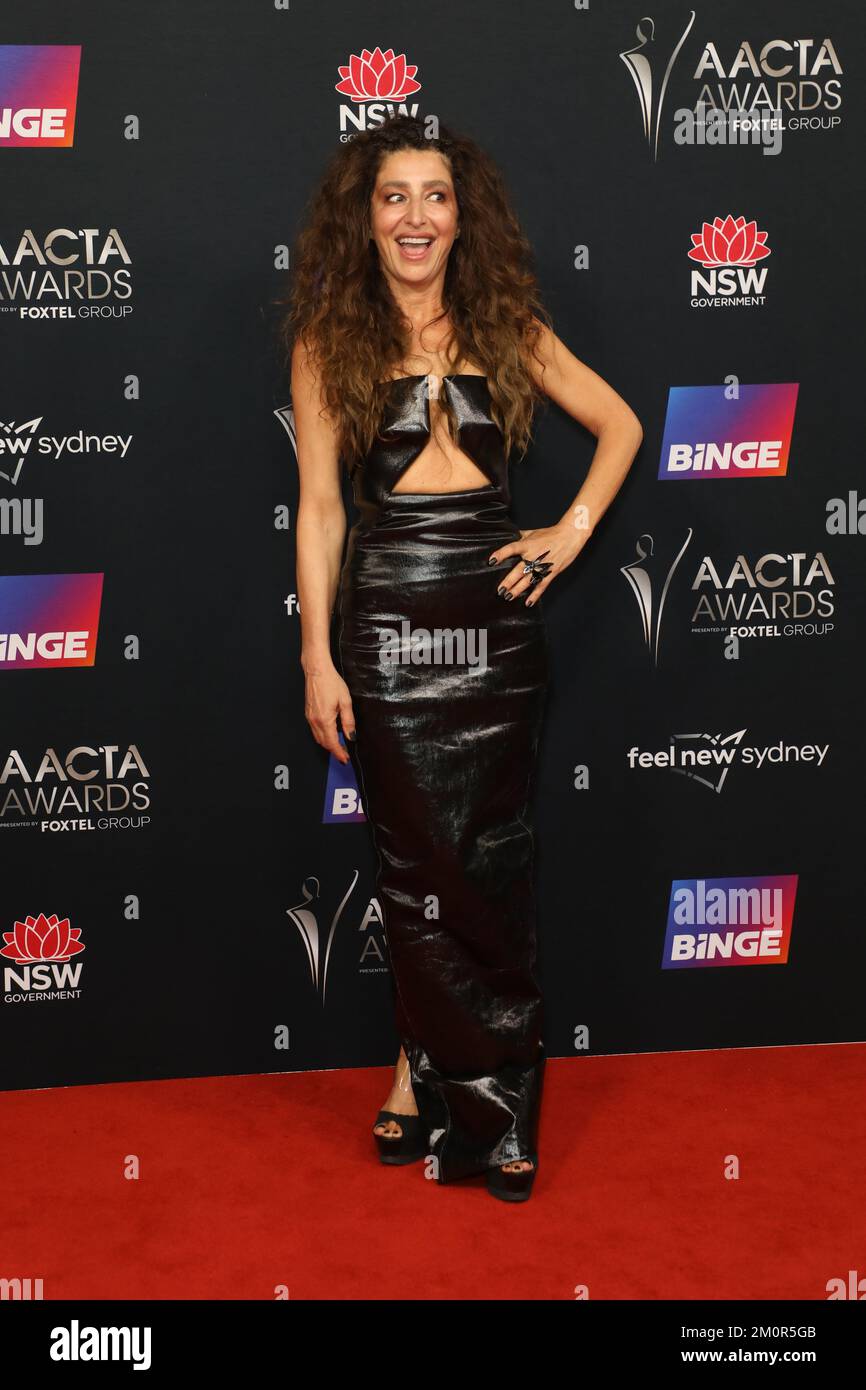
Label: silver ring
xmin=522 ymin=557 xmax=553 ymax=584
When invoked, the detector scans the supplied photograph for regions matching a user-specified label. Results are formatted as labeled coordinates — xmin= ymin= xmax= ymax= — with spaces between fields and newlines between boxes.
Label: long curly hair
xmin=276 ymin=113 xmax=553 ymax=468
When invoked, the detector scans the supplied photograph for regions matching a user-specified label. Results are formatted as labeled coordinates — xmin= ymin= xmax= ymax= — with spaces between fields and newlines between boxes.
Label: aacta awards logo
xmin=0 ymin=228 xmax=133 ymax=320
xmin=335 ymin=46 xmax=423 ymax=138
xmin=622 ymin=530 xmax=836 ymax=661
xmin=1 ymin=741 xmax=152 ymax=835
xmin=2 ymin=912 xmax=86 ymax=1004
xmin=620 ymin=14 xmax=843 ymax=158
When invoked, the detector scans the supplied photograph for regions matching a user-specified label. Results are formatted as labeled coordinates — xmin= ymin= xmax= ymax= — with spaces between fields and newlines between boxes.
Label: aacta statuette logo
xmin=2 ymin=912 xmax=85 ymax=1003
xmin=335 ymin=46 xmax=422 ymax=138
xmin=620 ymin=11 xmax=696 ymax=160
xmin=621 ymin=529 xmax=693 ymax=666
xmin=286 ymin=871 xmax=359 ymax=1004
xmin=273 ymin=403 xmax=297 ymax=462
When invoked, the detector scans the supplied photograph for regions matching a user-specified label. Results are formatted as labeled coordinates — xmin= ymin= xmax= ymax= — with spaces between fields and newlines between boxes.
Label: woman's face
xmin=370 ymin=148 xmax=459 ymax=287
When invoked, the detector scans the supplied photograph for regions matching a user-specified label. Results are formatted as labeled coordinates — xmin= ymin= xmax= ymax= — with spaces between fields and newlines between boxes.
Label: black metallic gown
xmin=336 ymin=374 xmax=550 ymax=1182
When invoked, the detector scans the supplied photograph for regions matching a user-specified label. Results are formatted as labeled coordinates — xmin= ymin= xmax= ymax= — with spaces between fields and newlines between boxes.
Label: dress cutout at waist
xmin=349 ymin=374 xmax=510 ymax=521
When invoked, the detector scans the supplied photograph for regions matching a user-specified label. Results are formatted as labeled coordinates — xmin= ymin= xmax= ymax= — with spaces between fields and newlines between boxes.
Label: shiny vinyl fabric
xmin=336 ymin=374 xmax=550 ymax=1182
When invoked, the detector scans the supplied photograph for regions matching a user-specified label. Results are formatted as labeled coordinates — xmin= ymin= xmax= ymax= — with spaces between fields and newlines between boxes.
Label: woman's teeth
xmin=396 ymin=237 xmax=433 ymax=260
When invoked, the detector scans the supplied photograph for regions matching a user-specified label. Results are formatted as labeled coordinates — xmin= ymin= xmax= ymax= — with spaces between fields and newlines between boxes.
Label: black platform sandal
xmin=372 ymin=1110 xmax=428 ymax=1165
xmin=486 ymin=1152 xmax=538 ymax=1202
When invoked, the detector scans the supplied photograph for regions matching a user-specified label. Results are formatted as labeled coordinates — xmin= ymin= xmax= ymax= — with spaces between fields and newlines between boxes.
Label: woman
xmin=281 ymin=114 xmax=642 ymax=1202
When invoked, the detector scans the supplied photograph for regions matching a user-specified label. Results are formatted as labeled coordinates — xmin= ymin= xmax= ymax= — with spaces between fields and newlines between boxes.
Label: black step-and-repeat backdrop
xmin=2 ymin=1 xmax=864 ymax=1091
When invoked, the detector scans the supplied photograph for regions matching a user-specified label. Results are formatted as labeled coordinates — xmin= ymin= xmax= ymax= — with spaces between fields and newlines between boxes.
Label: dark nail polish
xmin=488 ymin=556 xmax=498 ymax=565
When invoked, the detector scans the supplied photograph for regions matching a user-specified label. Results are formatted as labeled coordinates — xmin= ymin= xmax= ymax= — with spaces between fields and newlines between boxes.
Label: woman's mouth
xmin=396 ymin=236 xmax=435 ymax=261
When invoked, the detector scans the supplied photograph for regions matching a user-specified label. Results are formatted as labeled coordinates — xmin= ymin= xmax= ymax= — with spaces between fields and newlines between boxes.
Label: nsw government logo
xmin=688 ymin=214 xmax=772 ymax=307
xmin=2 ymin=911 xmax=86 ymax=1003
xmin=335 ymin=46 xmax=425 ymax=138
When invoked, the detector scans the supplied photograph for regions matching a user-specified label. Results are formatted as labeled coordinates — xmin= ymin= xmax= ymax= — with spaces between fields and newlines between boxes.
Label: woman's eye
xmin=384 ymin=191 xmax=447 ymax=203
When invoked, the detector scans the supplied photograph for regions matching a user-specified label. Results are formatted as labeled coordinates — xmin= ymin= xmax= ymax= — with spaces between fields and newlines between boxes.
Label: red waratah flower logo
xmin=688 ymin=215 xmax=771 ymax=268
xmin=1 ymin=912 xmax=85 ymax=963
xmin=335 ymin=47 xmax=421 ymax=103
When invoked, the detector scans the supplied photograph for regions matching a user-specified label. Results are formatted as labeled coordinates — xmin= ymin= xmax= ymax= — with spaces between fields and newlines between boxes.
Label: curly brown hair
xmin=276 ymin=113 xmax=553 ymax=468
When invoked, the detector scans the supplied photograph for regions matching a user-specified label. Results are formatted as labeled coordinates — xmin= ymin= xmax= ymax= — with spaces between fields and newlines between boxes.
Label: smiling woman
xmin=378 ymin=173 xmax=454 ymax=264
xmin=277 ymin=114 xmax=553 ymax=467
xmin=278 ymin=112 xmax=642 ymax=1203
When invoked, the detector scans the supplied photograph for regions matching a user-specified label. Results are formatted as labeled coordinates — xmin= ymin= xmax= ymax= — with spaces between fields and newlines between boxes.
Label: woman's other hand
xmin=303 ymin=659 xmax=356 ymax=764
xmin=488 ymin=520 xmax=588 ymax=607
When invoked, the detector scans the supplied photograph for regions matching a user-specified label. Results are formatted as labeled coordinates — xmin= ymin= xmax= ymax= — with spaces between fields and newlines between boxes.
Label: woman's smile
xmin=395 ymin=235 xmax=436 ymax=261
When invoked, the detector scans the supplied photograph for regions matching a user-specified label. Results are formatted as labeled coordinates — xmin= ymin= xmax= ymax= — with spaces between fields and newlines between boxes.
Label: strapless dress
xmin=336 ymin=373 xmax=550 ymax=1182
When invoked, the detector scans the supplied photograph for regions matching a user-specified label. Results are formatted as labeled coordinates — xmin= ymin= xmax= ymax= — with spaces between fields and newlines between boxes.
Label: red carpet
xmin=2 ymin=1044 xmax=864 ymax=1300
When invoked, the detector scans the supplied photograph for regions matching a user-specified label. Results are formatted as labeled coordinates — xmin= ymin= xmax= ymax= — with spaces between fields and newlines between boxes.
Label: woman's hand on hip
xmin=488 ymin=520 xmax=589 ymax=606
xmin=304 ymin=662 xmax=355 ymax=764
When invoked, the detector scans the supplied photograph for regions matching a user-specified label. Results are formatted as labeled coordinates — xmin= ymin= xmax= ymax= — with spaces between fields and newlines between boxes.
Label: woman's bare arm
xmin=528 ymin=320 xmax=643 ymax=538
xmin=489 ymin=322 xmax=643 ymax=604
xmin=291 ymin=337 xmax=355 ymax=762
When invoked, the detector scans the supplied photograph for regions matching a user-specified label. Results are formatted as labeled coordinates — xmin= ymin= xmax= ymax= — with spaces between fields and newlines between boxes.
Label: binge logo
xmin=0 ymin=573 xmax=103 ymax=669
xmin=659 ymin=384 xmax=799 ymax=479
xmin=323 ymin=732 xmax=366 ymax=822
xmin=0 ymin=46 xmax=81 ymax=147
xmin=662 ymin=874 xmax=797 ymax=968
